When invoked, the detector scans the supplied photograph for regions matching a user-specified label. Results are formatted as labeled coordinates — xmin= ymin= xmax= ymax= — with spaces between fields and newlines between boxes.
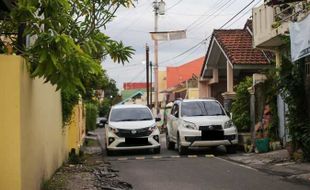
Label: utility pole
xmin=146 ymin=44 xmax=150 ymax=108
xmin=150 ymin=61 xmax=153 ymax=109
xmin=153 ymin=0 xmax=165 ymax=114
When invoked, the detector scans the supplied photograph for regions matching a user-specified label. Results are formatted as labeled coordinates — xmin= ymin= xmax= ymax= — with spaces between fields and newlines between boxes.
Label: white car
xmin=105 ymin=104 xmax=161 ymax=155
xmin=166 ymin=99 xmax=238 ymax=155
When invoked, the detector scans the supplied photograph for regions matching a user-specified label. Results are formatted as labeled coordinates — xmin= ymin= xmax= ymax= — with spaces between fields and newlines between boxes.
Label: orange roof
xmin=213 ymin=29 xmax=269 ymax=65
xmin=166 ymin=57 xmax=204 ymax=88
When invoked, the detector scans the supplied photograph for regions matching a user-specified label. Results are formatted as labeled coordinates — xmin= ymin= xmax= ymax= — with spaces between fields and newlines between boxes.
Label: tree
xmin=0 ymin=0 xmax=135 ymax=91
xmin=0 ymin=0 xmax=135 ymax=124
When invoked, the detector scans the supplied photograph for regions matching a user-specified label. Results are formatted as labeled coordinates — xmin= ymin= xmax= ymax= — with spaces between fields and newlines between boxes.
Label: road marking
xmin=152 ymin=156 xmax=163 ymax=159
xmin=205 ymin=154 xmax=215 ymax=158
xmin=107 ymin=154 xmax=215 ymax=161
xmin=117 ymin=158 xmax=128 ymax=161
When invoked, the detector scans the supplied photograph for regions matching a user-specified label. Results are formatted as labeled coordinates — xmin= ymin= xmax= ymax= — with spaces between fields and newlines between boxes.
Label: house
xmin=164 ymin=57 xmax=204 ymax=102
xmin=199 ymin=20 xmax=272 ymax=110
xmin=120 ymin=89 xmax=146 ymax=105
xmin=252 ymin=0 xmax=310 ymax=143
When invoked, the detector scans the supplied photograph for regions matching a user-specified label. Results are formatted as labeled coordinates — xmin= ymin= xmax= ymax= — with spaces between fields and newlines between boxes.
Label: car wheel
xmin=226 ymin=145 xmax=237 ymax=154
xmin=177 ymin=134 xmax=187 ymax=155
xmin=166 ymin=132 xmax=175 ymax=150
xmin=154 ymin=147 xmax=161 ymax=154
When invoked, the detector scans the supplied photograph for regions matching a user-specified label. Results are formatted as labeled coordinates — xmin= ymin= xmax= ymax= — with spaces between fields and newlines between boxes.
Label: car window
xmin=181 ymin=101 xmax=225 ymax=117
xmin=110 ymin=108 xmax=153 ymax=122
xmin=171 ymin=104 xmax=179 ymax=117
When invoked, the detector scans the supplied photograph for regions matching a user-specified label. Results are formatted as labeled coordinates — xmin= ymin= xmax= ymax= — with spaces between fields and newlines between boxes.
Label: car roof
xmin=175 ymin=98 xmax=217 ymax=103
xmin=112 ymin=104 xmax=149 ymax=109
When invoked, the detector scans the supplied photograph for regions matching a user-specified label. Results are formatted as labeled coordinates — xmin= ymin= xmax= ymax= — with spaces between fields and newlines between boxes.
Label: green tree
xmin=231 ymin=77 xmax=253 ymax=132
xmin=0 ymin=0 xmax=135 ymax=124
xmin=0 ymin=0 xmax=135 ymax=91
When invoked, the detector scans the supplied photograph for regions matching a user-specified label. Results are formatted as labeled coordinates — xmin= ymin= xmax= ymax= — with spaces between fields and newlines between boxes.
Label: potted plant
xmin=255 ymin=122 xmax=270 ymax=153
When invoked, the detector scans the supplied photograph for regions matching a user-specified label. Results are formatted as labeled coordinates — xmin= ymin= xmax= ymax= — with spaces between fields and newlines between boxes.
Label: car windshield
xmin=181 ymin=101 xmax=225 ymax=117
xmin=110 ymin=107 xmax=153 ymax=122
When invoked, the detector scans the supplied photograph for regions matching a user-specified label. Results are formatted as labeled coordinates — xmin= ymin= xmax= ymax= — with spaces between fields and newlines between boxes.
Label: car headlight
xmin=108 ymin=126 xmax=119 ymax=134
xmin=148 ymin=125 xmax=158 ymax=132
xmin=224 ymin=120 xmax=235 ymax=129
xmin=183 ymin=121 xmax=197 ymax=130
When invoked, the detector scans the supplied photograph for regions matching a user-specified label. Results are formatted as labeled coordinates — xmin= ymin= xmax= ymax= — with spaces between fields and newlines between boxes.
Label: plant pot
xmin=243 ymin=144 xmax=252 ymax=153
xmin=255 ymin=138 xmax=270 ymax=153
xmin=238 ymin=132 xmax=251 ymax=146
xmin=269 ymin=141 xmax=281 ymax=151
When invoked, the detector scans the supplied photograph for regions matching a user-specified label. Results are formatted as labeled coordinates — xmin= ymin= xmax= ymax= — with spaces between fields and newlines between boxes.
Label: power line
xmin=188 ymin=0 xmax=235 ymax=32
xmin=225 ymin=0 xmax=261 ymax=29
xmin=186 ymin=0 xmax=229 ymax=30
xmin=158 ymin=0 xmax=256 ymax=65
xmin=166 ymin=0 xmax=184 ymax=11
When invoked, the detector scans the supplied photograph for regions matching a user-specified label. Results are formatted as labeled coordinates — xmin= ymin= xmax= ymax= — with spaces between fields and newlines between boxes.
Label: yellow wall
xmin=0 ymin=55 xmax=22 ymax=190
xmin=67 ymin=102 xmax=86 ymax=153
xmin=0 ymin=55 xmax=70 ymax=190
xmin=158 ymin=70 xmax=167 ymax=92
xmin=188 ymin=88 xmax=199 ymax=99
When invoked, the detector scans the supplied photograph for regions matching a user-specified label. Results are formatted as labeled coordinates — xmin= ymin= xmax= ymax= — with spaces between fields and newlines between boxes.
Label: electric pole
xmin=153 ymin=0 xmax=165 ymax=114
xmin=150 ymin=61 xmax=153 ymax=109
xmin=146 ymin=44 xmax=150 ymax=108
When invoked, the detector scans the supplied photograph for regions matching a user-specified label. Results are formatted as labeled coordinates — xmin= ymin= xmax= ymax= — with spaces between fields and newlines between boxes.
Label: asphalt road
xmin=97 ymin=129 xmax=309 ymax=190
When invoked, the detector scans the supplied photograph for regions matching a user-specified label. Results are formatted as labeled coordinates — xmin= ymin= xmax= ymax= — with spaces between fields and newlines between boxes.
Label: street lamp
xmin=152 ymin=0 xmax=165 ymax=114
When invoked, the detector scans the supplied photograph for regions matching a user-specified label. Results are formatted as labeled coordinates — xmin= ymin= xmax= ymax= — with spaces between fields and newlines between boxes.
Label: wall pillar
xmin=227 ymin=61 xmax=234 ymax=92
xmin=222 ymin=61 xmax=235 ymax=111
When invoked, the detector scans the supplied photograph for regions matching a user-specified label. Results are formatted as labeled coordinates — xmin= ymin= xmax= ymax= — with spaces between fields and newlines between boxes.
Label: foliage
xmin=86 ymin=102 xmax=99 ymax=132
xmin=0 ymin=0 xmax=135 ymax=91
xmin=278 ymin=56 xmax=310 ymax=160
xmin=99 ymin=99 xmax=111 ymax=117
xmin=263 ymin=69 xmax=279 ymax=141
xmin=0 ymin=0 xmax=135 ymax=124
xmin=231 ymin=77 xmax=253 ymax=132
xmin=61 ymin=88 xmax=80 ymax=125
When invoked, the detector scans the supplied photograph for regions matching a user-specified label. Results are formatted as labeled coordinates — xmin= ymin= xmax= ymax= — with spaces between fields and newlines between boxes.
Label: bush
xmin=86 ymin=102 xmax=99 ymax=132
xmin=61 ymin=89 xmax=79 ymax=125
xmin=231 ymin=77 xmax=253 ymax=132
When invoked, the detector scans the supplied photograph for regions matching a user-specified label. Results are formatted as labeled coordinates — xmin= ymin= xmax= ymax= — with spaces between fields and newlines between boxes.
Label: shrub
xmin=86 ymin=102 xmax=99 ymax=132
xmin=231 ymin=77 xmax=253 ymax=132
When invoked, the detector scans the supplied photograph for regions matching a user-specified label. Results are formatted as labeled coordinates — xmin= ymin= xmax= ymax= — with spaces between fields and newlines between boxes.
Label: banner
xmin=289 ymin=14 xmax=310 ymax=62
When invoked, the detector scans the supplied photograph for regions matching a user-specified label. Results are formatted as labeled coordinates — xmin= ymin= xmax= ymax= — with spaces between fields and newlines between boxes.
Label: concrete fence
xmin=0 ymin=55 xmax=85 ymax=190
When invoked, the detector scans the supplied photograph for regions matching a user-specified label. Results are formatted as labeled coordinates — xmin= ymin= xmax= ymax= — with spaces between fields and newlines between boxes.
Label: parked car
xmin=105 ymin=104 xmax=161 ymax=155
xmin=166 ymin=99 xmax=238 ymax=155
xmin=96 ymin=117 xmax=107 ymax=128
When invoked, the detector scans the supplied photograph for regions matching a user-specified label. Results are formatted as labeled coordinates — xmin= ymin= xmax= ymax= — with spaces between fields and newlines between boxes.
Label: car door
xmin=170 ymin=103 xmax=180 ymax=141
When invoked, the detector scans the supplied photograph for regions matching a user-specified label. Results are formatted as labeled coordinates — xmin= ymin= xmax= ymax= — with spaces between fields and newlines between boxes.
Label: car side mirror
xmin=225 ymin=110 xmax=232 ymax=119
xmin=155 ymin=117 xmax=161 ymax=122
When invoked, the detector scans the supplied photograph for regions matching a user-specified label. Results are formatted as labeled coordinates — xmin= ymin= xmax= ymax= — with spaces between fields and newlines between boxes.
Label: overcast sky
xmin=101 ymin=0 xmax=263 ymax=90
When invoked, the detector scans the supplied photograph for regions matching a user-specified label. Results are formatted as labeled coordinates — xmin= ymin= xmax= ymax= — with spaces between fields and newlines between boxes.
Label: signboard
xmin=289 ymin=14 xmax=310 ymax=62
xmin=150 ymin=30 xmax=186 ymax=41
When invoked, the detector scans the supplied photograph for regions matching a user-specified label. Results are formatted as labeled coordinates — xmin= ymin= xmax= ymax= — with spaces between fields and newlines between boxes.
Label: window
xmin=171 ymin=104 xmax=179 ymax=117
xmin=181 ymin=101 xmax=225 ymax=117
xmin=110 ymin=108 xmax=153 ymax=122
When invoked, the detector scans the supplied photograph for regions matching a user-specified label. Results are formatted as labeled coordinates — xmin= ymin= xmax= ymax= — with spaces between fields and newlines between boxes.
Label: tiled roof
xmin=166 ymin=57 xmax=204 ymax=88
xmin=214 ymin=29 xmax=269 ymax=65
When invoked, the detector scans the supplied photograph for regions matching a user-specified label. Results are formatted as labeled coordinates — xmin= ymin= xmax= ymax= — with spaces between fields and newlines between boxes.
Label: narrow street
xmin=97 ymin=129 xmax=310 ymax=190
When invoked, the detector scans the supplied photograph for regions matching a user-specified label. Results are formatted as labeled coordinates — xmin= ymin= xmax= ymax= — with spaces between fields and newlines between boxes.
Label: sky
xmin=101 ymin=0 xmax=263 ymax=90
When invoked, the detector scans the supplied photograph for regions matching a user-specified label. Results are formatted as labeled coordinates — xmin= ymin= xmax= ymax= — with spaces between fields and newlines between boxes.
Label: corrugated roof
xmin=166 ymin=57 xmax=204 ymax=88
